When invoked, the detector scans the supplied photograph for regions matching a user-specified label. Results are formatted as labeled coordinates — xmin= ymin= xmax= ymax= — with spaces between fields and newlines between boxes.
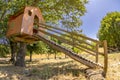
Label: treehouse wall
xmin=21 ymin=7 xmax=44 ymax=36
xmin=7 ymin=14 xmax=23 ymax=37
xmin=6 ymin=6 xmax=44 ymax=43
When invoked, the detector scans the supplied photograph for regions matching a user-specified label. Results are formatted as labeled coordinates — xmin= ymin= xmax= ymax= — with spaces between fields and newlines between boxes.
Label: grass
xmin=0 ymin=55 xmax=87 ymax=80
xmin=106 ymin=53 xmax=120 ymax=80
xmin=0 ymin=52 xmax=120 ymax=80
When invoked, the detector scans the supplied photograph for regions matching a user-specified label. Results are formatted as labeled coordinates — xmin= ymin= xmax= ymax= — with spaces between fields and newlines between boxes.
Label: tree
xmin=47 ymin=37 xmax=61 ymax=59
xmin=9 ymin=41 xmax=18 ymax=64
xmin=97 ymin=12 xmax=120 ymax=50
xmin=27 ymin=41 xmax=49 ymax=61
xmin=15 ymin=42 xmax=26 ymax=67
xmin=39 ymin=0 xmax=88 ymax=24
xmin=27 ymin=44 xmax=35 ymax=62
xmin=0 ymin=0 xmax=88 ymax=67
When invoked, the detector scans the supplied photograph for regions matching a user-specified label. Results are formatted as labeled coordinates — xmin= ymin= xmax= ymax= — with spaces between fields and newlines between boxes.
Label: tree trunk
xmin=15 ymin=42 xmax=26 ymax=67
xmin=54 ymin=52 xmax=57 ymax=59
xmin=65 ymin=54 xmax=67 ymax=58
xmin=9 ymin=41 xmax=17 ymax=64
xmin=117 ymin=44 xmax=120 ymax=51
xmin=29 ymin=51 xmax=32 ymax=62
xmin=47 ymin=53 xmax=50 ymax=60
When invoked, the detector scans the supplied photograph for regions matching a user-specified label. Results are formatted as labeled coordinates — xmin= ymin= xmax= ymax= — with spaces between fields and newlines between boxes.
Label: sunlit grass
xmin=0 ymin=52 xmax=120 ymax=80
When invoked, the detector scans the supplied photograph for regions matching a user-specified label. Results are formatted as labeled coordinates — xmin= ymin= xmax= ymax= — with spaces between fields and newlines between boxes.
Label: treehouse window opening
xmin=28 ymin=10 xmax=32 ymax=16
xmin=33 ymin=15 xmax=39 ymax=34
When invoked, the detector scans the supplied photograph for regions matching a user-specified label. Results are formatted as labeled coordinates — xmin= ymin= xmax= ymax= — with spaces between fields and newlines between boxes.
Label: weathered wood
xmin=36 ymin=28 xmax=96 ymax=52
xmin=96 ymin=44 xmax=99 ymax=63
xmin=35 ymin=35 xmax=103 ymax=68
xmin=36 ymin=28 xmax=97 ymax=56
xmin=38 ymin=25 xmax=95 ymax=47
xmin=36 ymin=23 xmax=108 ymax=77
xmin=37 ymin=23 xmax=100 ymax=43
xmin=103 ymin=40 xmax=108 ymax=77
xmin=36 ymin=25 xmax=105 ymax=56
xmin=6 ymin=6 xmax=44 ymax=43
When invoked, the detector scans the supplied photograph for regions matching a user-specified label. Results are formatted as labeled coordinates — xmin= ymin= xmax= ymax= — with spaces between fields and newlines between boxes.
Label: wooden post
xmin=96 ymin=43 xmax=99 ymax=63
xmin=103 ymin=40 xmax=108 ymax=77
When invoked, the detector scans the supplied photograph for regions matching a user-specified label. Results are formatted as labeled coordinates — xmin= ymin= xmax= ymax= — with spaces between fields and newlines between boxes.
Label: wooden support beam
xmin=96 ymin=44 xmax=99 ymax=63
xmin=103 ymin=40 xmax=108 ymax=77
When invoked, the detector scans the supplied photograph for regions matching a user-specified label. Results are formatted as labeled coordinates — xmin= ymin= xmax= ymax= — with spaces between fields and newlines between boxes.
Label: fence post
xmin=103 ymin=40 xmax=108 ymax=77
xmin=96 ymin=43 xmax=99 ymax=63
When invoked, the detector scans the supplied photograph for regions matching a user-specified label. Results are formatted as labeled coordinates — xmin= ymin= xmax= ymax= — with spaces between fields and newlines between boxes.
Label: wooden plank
xmin=36 ymin=28 xmax=97 ymax=56
xmin=37 ymin=23 xmax=100 ymax=43
xmin=38 ymin=25 xmax=95 ymax=48
xmin=35 ymin=34 xmax=103 ymax=68
xmin=35 ymin=27 xmax=97 ymax=53
xmin=37 ymin=24 xmax=104 ymax=55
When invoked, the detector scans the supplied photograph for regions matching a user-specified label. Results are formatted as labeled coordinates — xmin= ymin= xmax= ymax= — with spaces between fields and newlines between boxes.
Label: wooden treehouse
xmin=6 ymin=6 xmax=44 ymax=43
xmin=6 ymin=6 xmax=108 ymax=77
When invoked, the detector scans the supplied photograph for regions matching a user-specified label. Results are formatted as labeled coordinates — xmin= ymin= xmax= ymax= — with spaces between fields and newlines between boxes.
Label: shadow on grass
xmin=26 ymin=59 xmax=87 ymax=80
xmin=0 ymin=59 xmax=87 ymax=80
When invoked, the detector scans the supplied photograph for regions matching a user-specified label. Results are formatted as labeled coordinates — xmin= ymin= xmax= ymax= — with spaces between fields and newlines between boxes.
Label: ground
xmin=107 ymin=53 xmax=120 ymax=80
xmin=0 ymin=53 xmax=120 ymax=80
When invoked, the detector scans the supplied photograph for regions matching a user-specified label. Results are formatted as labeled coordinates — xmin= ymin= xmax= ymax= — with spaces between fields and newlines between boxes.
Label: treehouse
xmin=6 ymin=6 xmax=44 ymax=43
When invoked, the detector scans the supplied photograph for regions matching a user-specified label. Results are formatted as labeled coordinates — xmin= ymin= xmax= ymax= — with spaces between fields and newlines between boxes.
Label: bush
xmin=0 ymin=44 xmax=10 ymax=57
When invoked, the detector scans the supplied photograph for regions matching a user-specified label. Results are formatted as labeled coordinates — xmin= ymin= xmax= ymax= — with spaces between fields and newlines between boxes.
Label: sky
xmin=81 ymin=0 xmax=120 ymax=39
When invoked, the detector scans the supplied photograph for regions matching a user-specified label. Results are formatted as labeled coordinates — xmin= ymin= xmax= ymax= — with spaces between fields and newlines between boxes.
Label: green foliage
xmin=60 ymin=32 xmax=86 ymax=53
xmin=72 ymin=47 xmax=80 ymax=53
xmin=0 ymin=0 xmax=88 ymax=57
xmin=27 ymin=41 xmax=49 ymax=54
xmin=98 ymin=12 xmax=120 ymax=49
xmin=0 ymin=0 xmax=88 ymax=37
xmin=0 ymin=18 xmax=8 ymax=38
xmin=39 ymin=0 xmax=88 ymax=25
xmin=48 ymin=37 xmax=61 ymax=54
xmin=35 ymin=41 xmax=49 ymax=54
xmin=0 ymin=44 xmax=10 ymax=57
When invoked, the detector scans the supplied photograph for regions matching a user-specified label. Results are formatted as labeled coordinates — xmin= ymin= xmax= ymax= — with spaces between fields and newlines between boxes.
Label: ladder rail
xmin=34 ymin=34 xmax=103 ymax=68
xmin=36 ymin=28 xmax=98 ymax=56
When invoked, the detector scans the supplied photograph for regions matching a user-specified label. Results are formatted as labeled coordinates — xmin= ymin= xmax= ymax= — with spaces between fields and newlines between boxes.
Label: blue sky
xmin=81 ymin=0 xmax=120 ymax=39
